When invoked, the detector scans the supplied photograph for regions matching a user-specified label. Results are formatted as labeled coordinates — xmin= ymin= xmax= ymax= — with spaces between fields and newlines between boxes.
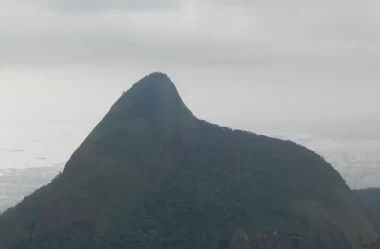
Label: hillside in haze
xmin=0 ymin=73 xmax=377 ymax=249
xmin=0 ymin=166 xmax=63 ymax=213
xmin=355 ymin=188 xmax=380 ymax=231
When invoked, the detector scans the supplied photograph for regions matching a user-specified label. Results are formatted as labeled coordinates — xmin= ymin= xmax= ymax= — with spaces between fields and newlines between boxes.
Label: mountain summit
xmin=108 ymin=72 xmax=194 ymax=126
xmin=64 ymin=72 xmax=198 ymax=174
xmin=0 ymin=73 xmax=377 ymax=249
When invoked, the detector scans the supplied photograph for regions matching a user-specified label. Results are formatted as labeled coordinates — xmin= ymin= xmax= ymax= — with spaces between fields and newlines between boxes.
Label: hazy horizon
xmin=1 ymin=1 xmax=379 ymax=132
xmin=1 ymin=1 xmax=379 ymax=174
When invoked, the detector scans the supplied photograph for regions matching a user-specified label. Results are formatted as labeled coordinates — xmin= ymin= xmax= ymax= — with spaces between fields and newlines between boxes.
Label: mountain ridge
xmin=0 ymin=72 xmax=377 ymax=249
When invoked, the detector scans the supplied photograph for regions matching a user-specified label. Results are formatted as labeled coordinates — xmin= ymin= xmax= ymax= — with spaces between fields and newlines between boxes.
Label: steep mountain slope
xmin=356 ymin=188 xmax=380 ymax=217
xmin=0 ymin=72 xmax=377 ymax=249
xmin=355 ymin=188 xmax=380 ymax=231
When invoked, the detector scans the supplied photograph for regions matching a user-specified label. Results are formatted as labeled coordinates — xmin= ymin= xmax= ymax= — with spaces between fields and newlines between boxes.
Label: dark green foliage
xmin=355 ymin=188 xmax=380 ymax=232
xmin=0 ymin=72 xmax=377 ymax=249
xmin=355 ymin=188 xmax=380 ymax=218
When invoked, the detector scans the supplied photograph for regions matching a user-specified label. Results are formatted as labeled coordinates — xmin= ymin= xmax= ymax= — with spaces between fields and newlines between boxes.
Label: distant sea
xmin=1 ymin=121 xmax=380 ymax=213
xmin=0 ymin=121 xmax=95 ymax=212
xmin=0 ymin=122 xmax=94 ymax=170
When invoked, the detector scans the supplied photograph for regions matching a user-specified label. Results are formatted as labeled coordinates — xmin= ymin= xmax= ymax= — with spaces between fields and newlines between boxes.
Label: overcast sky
xmin=0 ymin=0 xmax=379 ymax=138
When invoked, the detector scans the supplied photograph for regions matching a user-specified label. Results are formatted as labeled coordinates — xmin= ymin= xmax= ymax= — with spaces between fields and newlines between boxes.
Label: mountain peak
xmin=107 ymin=71 xmax=194 ymax=120
xmin=111 ymin=72 xmax=194 ymax=125
xmin=0 ymin=73 xmax=377 ymax=249
xmin=126 ymin=72 xmax=173 ymax=92
xmin=143 ymin=71 xmax=171 ymax=81
xmin=63 ymin=72 xmax=198 ymax=173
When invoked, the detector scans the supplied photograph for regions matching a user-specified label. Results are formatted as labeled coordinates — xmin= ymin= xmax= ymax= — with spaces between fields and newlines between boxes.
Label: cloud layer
xmin=0 ymin=0 xmax=379 ymax=134
xmin=1 ymin=1 xmax=379 ymax=68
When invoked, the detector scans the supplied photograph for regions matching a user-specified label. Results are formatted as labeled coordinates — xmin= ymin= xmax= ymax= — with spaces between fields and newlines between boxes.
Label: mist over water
xmin=0 ymin=121 xmax=94 ymax=212
xmin=0 ymin=122 xmax=93 ymax=169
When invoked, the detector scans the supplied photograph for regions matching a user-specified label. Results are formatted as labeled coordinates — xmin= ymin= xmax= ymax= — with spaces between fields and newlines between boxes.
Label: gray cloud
xmin=1 ymin=1 xmax=379 ymax=70
xmin=11 ymin=0 xmax=181 ymax=13
xmin=0 ymin=0 xmax=379 ymax=156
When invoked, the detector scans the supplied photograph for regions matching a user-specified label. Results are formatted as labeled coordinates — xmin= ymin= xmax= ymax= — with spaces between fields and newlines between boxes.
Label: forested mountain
xmin=355 ymin=188 xmax=380 ymax=233
xmin=0 ymin=72 xmax=377 ymax=249
xmin=356 ymin=188 xmax=380 ymax=218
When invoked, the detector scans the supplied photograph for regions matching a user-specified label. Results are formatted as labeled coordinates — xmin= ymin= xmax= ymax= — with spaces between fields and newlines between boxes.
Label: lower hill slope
xmin=356 ymin=188 xmax=380 ymax=219
xmin=0 ymin=72 xmax=377 ymax=249
xmin=355 ymin=188 xmax=380 ymax=233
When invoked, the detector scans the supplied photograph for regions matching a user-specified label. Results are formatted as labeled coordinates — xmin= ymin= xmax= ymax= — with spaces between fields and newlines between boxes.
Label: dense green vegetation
xmin=355 ymin=188 xmax=380 ymax=232
xmin=0 ymin=72 xmax=377 ymax=249
xmin=356 ymin=188 xmax=380 ymax=219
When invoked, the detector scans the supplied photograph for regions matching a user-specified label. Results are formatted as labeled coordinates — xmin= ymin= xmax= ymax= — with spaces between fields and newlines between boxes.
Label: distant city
xmin=319 ymin=150 xmax=380 ymax=189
